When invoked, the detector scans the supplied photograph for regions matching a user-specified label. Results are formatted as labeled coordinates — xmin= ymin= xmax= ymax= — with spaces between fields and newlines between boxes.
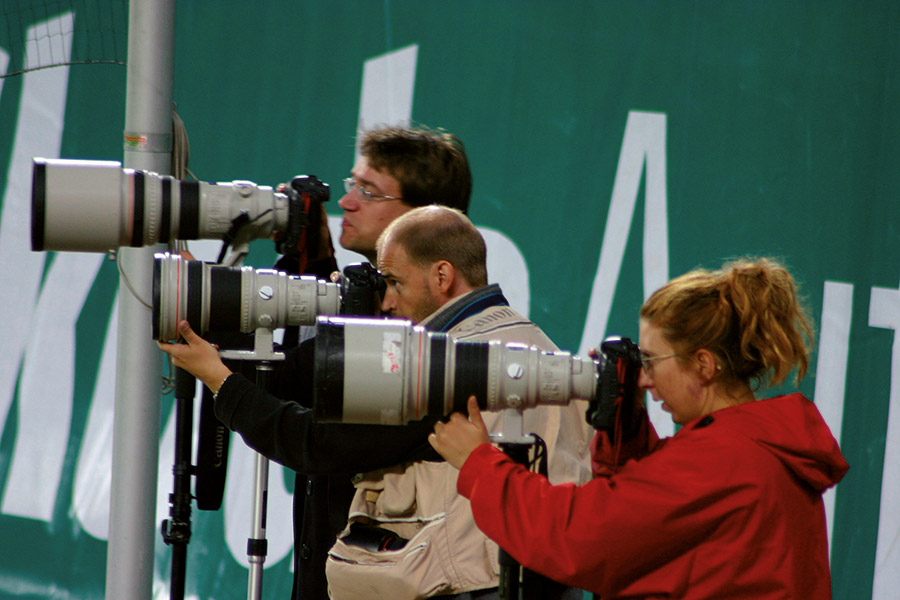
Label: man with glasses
xmin=162 ymin=125 xmax=473 ymax=599
xmin=337 ymin=126 xmax=471 ymax=261
xmin=277 ymin=125 xmax=472 ymax=599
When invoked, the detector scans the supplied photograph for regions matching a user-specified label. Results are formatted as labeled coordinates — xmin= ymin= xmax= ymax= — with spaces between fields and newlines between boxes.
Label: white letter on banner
xmin=480 ymin=226 xmax=530 ymax=318
xmin=868 ymin=285 xmax=900 ymax=600
xmin=73 ymin=304 xmax=118 ymax=539
xmin=578 ymin=111 xmax=671 ymax=437
xmin=1 ymin=46 xmax=8 ymax=85
xmin=813 ymin=281 xmax=852 ymax=554
xmin=0 ymin=12 xmax=75 ymax=521
xmin=2 ymin=252 xmax=103 ymax=520
xmin=355 ymin=44 xmax=418 ymax=156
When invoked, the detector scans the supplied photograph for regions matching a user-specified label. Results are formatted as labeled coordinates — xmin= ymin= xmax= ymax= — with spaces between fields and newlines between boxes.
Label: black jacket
xmin=214 ymin=339 xmax=440 ymax=599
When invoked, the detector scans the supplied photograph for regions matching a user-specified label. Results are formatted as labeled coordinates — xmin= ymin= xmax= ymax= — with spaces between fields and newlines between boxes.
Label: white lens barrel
xmin=343 ymin=318 xmax=423 ymax=425
xmin=151 ymin=253 xmax=341 ymax=341
xmin=192 ymin=180 xmax=288 ymax=241
xmin=32 ymin=158 xmax=289 ymax=253
xmin=244 ymin=270 xmax=340 ymax=331
xmin=314 ymin=318 xmax=599 ymax=425
xmin=480 ymin=343 xmax=597 ymax=411
xmin=33 ymin=158 xmax=127 ymax=252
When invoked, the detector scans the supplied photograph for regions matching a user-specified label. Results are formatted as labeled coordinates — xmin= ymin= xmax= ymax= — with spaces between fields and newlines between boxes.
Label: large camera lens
xmin=152 ymin=253 xmax=341 ymax=341
xmin=32 ymin=158 xmax=290 ymax=253
xmin=313 ymin=316 xmax=599 ymax=425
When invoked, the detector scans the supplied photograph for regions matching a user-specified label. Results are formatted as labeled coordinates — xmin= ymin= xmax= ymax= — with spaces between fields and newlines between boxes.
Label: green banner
xmin=0 ymin=2 xmax=896 ymax=599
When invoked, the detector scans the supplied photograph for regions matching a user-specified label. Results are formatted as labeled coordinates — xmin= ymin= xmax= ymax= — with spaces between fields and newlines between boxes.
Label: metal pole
xmin=106 ymin=1 xmax=175 ymax=598
xmin=247 ymin=361 xmax=274 ymax=600
xmin=247 ymin=452 xmax=270 ymax=600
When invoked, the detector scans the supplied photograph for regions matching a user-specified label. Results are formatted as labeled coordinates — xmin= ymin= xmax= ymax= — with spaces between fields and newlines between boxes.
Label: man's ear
xmin=432 ymin=260 xmax=455 ymax=295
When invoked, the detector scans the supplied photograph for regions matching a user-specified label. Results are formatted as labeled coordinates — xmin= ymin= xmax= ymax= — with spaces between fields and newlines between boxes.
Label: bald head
xmin=377 ymin=206 xmax=488 ymax=288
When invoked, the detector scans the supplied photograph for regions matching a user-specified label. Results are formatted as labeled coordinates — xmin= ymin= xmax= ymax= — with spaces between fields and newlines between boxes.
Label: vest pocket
xmin=326 ymin=515 xmax=450 ymax=600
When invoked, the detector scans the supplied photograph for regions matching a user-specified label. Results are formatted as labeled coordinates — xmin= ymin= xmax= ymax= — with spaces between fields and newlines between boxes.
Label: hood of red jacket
xmin=686 ymin=393 xmax=849 ymax=492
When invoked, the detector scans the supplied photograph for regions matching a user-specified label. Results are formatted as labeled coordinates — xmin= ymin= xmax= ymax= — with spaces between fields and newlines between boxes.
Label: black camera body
xmin=339 ymin=263 xmax=386 ymax=317
xmin=587 ymin=337 xmax=642 ymax=433
xmin=274 ymin=175 xmax=329 ymax=258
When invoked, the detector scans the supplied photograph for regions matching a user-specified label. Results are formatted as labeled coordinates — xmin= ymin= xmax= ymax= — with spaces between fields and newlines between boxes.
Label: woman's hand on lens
xmin=429 ymin=396 xmax=491 ymax=470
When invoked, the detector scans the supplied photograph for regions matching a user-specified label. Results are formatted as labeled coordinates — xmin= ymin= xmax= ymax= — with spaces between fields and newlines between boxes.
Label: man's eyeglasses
xmin=343 ymin=178 xmax=403 ymax=203
xmin=639 ymin=351 xmax=680 ymax=372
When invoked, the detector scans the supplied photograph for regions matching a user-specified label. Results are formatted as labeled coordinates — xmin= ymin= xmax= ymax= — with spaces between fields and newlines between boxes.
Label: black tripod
xmin=160 ymin=367 xmax=197 ymax=600
xmin=489 ymin=410 xmax=571 ymax=600
xmin=161 ymin=327 xmax=283 ymax=600
xmin=219 ymin=328 xmax=285 ymax=600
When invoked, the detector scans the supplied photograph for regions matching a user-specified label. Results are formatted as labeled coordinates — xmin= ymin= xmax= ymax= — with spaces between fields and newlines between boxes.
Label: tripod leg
xmin=169 ymin=543 xmax=187 ymax=600
xmin=498 ymin=547 xmax=520 ymax=600
xmin=162 ymin=367 xmax=196 ymax=600
xmin=246 ymin=452 xmax=269 ymax=600
xmin=245 ymin=360 xmax=273 ymax=600
xmin=496 ymin=442 xmax=532 ymax=600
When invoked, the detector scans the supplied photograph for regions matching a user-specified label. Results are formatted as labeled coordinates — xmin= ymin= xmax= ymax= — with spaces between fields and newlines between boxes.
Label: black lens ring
xmin=428 ymin=334 xmax=447 ymax=417
xmin=452 ymin=341 xmax=489 ymax=412
xmin=180 ymin=181 xmax=200 ymax=239
xmin=31 ymin=160 xmax=46 ymax=251
xmin=160 ymin=177 xmax=172 ymax=243
xmin=208 ymin=266 xmax=243 ymax=332
xmin=186 ymin=260 xmax=204 ymax=333
xmin=151 ymin=256 xmax=162 ymax=340
xmin=314 ymin=319 xmax=345 ymax=422
xmin=131 ymin=171 xmax=145 ymax=247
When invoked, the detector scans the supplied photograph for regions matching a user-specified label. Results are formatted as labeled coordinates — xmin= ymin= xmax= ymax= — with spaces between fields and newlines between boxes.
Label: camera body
xmin=339 ymin=263 xmax=386 ymax=316
xmin=587 ymin=336 xmax=642 ymax=432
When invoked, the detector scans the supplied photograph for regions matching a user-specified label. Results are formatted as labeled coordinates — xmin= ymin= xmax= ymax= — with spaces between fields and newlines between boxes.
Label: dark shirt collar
xmin=421 ymin=283 xmax=510 ymax=333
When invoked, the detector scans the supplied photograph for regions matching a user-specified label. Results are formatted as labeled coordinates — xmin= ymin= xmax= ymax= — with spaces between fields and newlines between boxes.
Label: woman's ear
xmin=693 ymin=348 xmax=720 ymax=383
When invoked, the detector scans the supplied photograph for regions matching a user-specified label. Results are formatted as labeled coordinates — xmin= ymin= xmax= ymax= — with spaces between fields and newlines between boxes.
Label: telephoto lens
xmin=313 ymin=316 xmax=599 ymax=425
xmin=152 ymin=253 xmax=341 ymax=341
xmin=32 ymin=158 xmax=290 ymax=253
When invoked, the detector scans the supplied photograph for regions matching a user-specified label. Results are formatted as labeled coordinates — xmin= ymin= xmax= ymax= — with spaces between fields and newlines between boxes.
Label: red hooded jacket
xmin=457 ymin=393 xmax=849 ymax=599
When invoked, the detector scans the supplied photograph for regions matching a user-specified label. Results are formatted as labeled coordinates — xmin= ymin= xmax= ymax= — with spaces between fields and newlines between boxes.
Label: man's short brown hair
xmin=360 ymin=125 xmax=472 ymax=213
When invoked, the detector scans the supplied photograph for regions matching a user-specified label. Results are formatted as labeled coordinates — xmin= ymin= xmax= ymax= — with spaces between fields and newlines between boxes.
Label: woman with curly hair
xmin=430 ymin=257 xmax=849 ymax=599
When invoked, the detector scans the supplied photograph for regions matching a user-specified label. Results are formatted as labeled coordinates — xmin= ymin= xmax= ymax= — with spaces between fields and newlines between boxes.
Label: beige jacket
xmin=326 ymin=289 xmax=593 ymax=599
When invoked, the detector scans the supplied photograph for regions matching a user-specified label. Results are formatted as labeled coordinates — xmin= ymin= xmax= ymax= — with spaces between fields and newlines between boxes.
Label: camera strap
xmin=529 ymin=433 xmax=548 ymax=478
xmin=195 ymin=385 xmax=230 ymax=511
